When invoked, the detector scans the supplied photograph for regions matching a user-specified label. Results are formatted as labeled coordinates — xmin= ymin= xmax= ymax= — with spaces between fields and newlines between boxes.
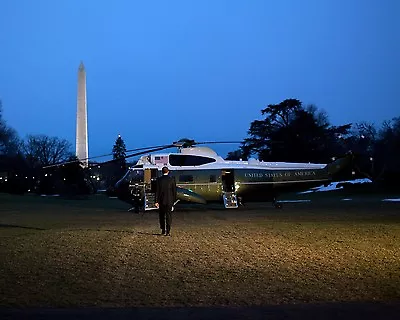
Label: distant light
xmin=97 ymin=177 xmax=100 ymax=181
xmin=5 ymin=179 xmax=7 ymax=182
xmin=15 ymin=174 xmax=18 ymax=177
xmin=28 ymin=189 xmax=31 ymax=192
xmin=370 ymin=157 xmax=373 ymax=161
xmin=25 ymin=176 xmax=28 ymax=179
xmin=45 ymin=174 xmax=48 ymax=177
xmin=361 ymin=135 xmax=365 ymax=139
xmin=352 ymin=171 xmax=356 ymax=175
xmin=64 ymin=178 xmax=66 ymax=181
xmin=332 ymin=157 xmax=336 ymax=161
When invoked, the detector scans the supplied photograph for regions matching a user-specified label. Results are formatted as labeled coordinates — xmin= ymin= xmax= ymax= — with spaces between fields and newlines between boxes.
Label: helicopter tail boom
xmin=326 ymin=153 xmax=353 ymax=176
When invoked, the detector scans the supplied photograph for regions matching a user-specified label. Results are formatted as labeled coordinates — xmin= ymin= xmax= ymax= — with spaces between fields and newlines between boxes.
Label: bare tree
xmin=23 ymin=134 xmax=73 ymax=167
xmin=0 ymin=101 xmax=20 ymax=156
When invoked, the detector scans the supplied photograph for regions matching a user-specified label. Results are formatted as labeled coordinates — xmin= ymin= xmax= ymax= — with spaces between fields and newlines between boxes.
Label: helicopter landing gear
xmin=272 ymin=197 xmax=283 ymax=209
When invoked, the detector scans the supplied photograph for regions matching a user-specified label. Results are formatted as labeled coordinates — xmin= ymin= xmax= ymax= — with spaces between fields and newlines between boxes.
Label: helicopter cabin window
xmin=154 ymin=155 xmax=168 ymax=165
xmin=169 ymin=155 xmax=216 ymax=166
xmin=209 ymin=175 xmax=217 ymax=182
xmin=179 ymin=175 xmax=194 ymax=182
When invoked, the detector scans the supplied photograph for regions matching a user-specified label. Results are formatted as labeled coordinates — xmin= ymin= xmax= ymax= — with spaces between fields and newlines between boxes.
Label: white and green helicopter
xmin=113 ymin=140 xmax=351 ymax=211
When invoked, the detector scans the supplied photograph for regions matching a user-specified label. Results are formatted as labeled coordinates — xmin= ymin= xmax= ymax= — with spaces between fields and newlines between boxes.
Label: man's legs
xmin=159 ymin=207 xmax=166 ymax=234
xmin=165 ymin=207 xmax=172 ymax=235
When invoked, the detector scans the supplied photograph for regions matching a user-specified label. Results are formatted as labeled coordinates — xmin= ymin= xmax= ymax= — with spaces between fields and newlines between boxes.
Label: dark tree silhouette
xmin=242 ymin=99 xmax=352 ymax=163
xmin=225 ymin=149 xmax=247 ymax=161
xmin=22 ymin=134 xmax=73 ymax=168
xmin=0 ymin=101 xmax=20 ymax=156
xmin=112 ymin=134 xmax=127 ymax=161
xmin=106 ymin=134 xmax=128 ymax=192
xmin=242 ymin=99 xmax=303 ymax=160
xmin=60 ymin=155 xmax=94 ymax=195
xmin=372 ymin=117 xmax=400 ymax=185
xmin=112 ymin=134 xmax=127 ymax=172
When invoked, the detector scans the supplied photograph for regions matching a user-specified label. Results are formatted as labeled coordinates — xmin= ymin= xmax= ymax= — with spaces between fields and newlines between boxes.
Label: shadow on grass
xmin=137 ymin=231 xmax=165 ymax=236
xmin=0 ymin=224 xmax=46 ymax=230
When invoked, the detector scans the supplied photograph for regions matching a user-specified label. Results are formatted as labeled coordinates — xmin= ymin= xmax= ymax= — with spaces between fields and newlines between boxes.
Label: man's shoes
xmin=161 ymin=229 xmax=165 ymax=235
xmin=165 ymin=232 xmax=171 ymax=236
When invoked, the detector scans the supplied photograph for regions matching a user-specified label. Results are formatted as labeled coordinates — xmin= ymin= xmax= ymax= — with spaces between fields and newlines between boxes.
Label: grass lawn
xmin=0 ymin=192 xmax=399 ymax=307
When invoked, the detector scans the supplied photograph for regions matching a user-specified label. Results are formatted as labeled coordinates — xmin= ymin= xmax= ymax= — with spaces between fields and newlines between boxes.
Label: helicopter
xmin=111 ymin=140 xmax=352 ymax=212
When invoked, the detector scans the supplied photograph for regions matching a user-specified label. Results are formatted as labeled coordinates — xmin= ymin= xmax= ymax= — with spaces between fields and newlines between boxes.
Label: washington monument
xmin=76 ymin=62 xmax=88 ymax=166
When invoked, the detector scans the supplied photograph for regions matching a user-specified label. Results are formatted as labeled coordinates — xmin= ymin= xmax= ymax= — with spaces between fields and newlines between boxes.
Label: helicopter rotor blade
xmin=95 ymin=140 xmax=241 ymax=167
xmin=91 ymin=144 xmax=177 ymax=167
xmin=43 ymin=158 xmax=84 ymax=169
xmin=42 ymin=144 xmax=177 ymax=169
xmin=192 ymin=141 xmax=242 ymax=145
xmin=172 ymin=140 xmax=242 ymax=147
xmin=125 ymin=144 xmax=177 ymax=159
xmin=42 ymin=140 xmax=242 ymax=170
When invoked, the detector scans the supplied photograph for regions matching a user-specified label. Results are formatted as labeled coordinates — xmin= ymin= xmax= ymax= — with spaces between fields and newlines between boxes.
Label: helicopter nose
xmin=114 ymin=179 xmax=131 ymax=203
xmin=115 ymin=178 xmax=123 ymax=189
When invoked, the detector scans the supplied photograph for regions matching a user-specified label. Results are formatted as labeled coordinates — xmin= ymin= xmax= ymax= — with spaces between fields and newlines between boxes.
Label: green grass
xmin=0 ymin=193 xmax=399 ymax=307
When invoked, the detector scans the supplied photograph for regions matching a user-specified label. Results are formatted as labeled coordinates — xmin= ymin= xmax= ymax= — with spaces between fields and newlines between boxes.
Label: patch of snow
xmin=341 ymin=198 xmax=352 ymax=201
xmin=299 ymin=178 xmax=372 ymax=194
xmin=382 ymin=198 xmax=400 ymax=202
xmin=40 ymin=194 xmax=60 ymax=197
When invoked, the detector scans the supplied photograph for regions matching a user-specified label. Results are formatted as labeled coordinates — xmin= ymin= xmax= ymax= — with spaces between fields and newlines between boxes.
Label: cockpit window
xmin=169 ymin=155 xmax=216 ymax=166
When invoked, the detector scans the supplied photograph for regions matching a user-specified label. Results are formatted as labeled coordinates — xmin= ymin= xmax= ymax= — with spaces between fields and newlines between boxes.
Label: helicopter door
xmin=144 ymin=168 xmax=159 ymax=211
xmin=221 ymin=169 xmax=238 ymax=209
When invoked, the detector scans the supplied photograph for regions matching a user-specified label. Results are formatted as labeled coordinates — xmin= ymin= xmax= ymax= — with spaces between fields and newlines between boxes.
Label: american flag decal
xmin=154 ymin=156 xmax=168 ymax=164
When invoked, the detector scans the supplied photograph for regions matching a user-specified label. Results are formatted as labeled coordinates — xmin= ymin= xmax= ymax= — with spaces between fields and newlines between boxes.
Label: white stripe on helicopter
xmin=176 ymin=179 xmax=329 ymax=187
xmin=135 ymin=147 xmax=327 ymax=171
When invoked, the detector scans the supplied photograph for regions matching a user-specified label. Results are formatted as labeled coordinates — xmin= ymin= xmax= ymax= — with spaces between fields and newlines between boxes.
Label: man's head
xmin=162 ymin=166 xmax=169 ymax=174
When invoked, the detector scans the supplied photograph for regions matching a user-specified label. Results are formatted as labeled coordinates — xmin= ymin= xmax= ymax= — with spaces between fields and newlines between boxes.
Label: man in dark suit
xmin=155 ymin=166 xmax=177 ymax=236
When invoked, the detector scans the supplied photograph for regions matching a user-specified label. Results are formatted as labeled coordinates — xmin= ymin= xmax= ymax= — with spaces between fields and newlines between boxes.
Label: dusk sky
xmin=0 ymin=0 xmax=399 ymax=159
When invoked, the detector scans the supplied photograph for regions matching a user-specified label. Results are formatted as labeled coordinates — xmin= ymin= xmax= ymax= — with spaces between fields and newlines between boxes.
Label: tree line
xmin=227 ymin=99 xmax=400 ymax=186
xmin=1 ymin=98 xmax=399 ymax=194
xmin=0 ymin=100 xmax=126 ymax=194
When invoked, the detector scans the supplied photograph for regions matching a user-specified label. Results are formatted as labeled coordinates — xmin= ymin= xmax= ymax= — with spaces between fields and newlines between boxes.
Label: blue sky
xmin=0 ymin=0 xmax=399 ymax=158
